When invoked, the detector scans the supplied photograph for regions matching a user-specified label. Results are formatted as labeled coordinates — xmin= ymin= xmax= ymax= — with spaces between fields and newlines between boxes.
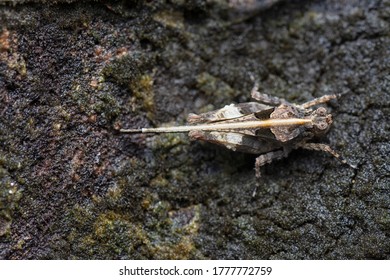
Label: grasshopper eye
xmin=317 ymin=121 xmax=328 ymax=130
xmin=316 ymin=107 xmax=327 ymax=116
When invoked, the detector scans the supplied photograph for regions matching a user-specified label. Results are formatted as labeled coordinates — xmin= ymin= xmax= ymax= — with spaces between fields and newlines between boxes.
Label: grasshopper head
xmin=309 ymin=107 xmax=333 ymax=137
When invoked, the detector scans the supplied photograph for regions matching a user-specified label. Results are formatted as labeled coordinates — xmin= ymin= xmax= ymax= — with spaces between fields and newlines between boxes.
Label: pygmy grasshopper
xmin=121 ymin=84 xmax=352 ymax=177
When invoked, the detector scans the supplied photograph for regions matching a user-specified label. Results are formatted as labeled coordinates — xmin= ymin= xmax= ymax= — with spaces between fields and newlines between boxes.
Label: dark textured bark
xmin=0 ymin=0 xmax=389 ymax=259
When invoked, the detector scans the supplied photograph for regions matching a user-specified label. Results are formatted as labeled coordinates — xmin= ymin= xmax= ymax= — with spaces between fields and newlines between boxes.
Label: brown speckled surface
xmin=0 ymin=0 xmax=389 ymax=259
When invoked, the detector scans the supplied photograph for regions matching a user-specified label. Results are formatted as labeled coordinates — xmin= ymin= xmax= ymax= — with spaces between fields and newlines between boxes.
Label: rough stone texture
xmin=0 ymin=0 xmax=389 ymax=259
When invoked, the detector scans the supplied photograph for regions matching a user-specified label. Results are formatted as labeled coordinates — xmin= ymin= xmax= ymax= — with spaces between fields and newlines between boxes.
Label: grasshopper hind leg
xmin=189 ymin=130 xmax=280 ymax=154
xmin=255 ymin=149 xmax=290 ymax=178
xmin=189 ymin=130 xmax=286 ymax=177
xmin=250 ymin=82 xmax=289 ymax=106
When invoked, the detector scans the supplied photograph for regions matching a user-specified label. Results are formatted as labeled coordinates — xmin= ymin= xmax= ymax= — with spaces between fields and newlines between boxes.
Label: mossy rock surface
xmin=0 ymin=0 xmax=389 ymax=259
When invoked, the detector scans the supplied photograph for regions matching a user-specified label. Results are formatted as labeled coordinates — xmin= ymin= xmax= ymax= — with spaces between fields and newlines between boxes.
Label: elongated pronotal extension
xmin=120 ymin=118 xmax=312 ymax=133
